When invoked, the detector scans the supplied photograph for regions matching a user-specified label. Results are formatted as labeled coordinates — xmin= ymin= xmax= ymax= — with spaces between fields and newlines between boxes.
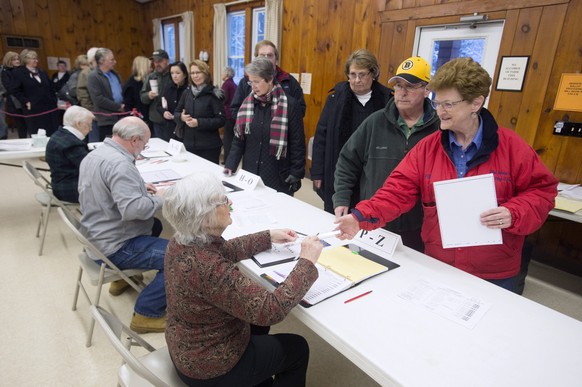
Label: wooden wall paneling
xmin=513 ymin=4 xmax=567 ymax=146
xmin=486 ymin=9 xmax=518 ymax=119
xmin=296 ymin=0 xmax=321 ymax=138
xmin=534 ymin=0 xmax=582 ymax=182
xmin=380 ymin=0 xmax=569 ymax=23
xmin=489 ymin=8 xmax=542 ymax=131
xmin=377 ymin=22 xmax=395 ymax=84
xmin=281 ymin=0 xmax=304 ymax=74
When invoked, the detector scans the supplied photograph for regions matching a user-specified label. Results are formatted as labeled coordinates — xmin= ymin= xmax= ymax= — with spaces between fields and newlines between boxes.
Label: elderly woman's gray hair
xmin=245 ymin=57 xmax=275 ymax=82
xmin=112 ymin=116 xmax=150 ymax=140
xmin=223 ymin=66 xmax=235 ymax=79
xmin=63 ymin=106 xmax=95 ymax=127
xmin=163 ymin=172 xmax=226 ymax=245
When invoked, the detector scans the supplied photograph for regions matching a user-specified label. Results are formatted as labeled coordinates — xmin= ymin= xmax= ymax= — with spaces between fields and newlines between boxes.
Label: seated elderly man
xmin=78 ymin=116 xmax=168 ymax=333
xmin=45 ymin=106 xmax=94 ymax=203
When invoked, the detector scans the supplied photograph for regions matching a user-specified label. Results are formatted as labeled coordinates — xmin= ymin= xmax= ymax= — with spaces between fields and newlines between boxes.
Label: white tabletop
xmin=0 ymin=139 xmax=46 ymax=161
xmin=141 ymin=138 xmax=582 ymax=387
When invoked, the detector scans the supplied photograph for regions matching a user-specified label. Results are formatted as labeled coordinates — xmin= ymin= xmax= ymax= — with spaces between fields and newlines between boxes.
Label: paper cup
xmin=149 ymin=79 xmax=159 ymax=94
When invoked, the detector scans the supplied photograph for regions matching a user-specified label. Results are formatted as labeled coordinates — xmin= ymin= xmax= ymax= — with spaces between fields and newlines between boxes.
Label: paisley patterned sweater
xmin=164 ymin=231 xmax=318 ymax=379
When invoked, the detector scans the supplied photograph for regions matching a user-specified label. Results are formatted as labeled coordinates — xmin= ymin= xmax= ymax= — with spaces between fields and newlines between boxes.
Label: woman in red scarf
xmin=224 ymin=57 xmax=305 ymax=195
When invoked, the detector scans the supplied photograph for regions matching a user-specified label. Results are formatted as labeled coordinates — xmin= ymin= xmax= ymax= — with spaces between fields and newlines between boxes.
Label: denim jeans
xmin=108 ymin=235 xmax=169 ymax=317
xmin=487 ymin=275 xmax=519 ymax=294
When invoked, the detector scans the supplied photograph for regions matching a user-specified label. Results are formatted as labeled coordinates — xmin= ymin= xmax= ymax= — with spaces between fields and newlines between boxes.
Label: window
xmin=227 ymin=2 xmax=265 ymax=84
xmin=161 ymin=17 xmax=184 ymax=63
xmin=414 ymin=21 xmax=504 ymax=106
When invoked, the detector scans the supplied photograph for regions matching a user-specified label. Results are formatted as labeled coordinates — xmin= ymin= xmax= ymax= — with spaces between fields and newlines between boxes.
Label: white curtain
xmin=152 ymin=18 xmax=162 ymax=50
xmin=213 ymin=4 xmax=227 ymax=86
xmin=265 ymin=0 xmax=283 ymax=55
xmin=182 ymin=11 xmax=194 ymax=65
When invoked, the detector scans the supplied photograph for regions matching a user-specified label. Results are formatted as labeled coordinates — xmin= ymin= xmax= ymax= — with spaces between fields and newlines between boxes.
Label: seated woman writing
xmin=162 ymin=171 xmax=322 ymax=387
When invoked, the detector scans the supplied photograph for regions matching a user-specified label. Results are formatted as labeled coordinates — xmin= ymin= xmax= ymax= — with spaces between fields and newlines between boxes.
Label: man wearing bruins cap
xmin=140 ymin=49 xmax=171 ymax=138
xmin=333 ymin=56 xmax=440 ymax=252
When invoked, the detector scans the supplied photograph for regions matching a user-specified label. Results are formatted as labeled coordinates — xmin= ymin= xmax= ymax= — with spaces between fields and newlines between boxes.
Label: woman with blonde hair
xmin=123 ymin=55 xmax=152 ymax=125
xmin=1 ymin=51 xmax=26 ymax=138
xmin=174 ymin=59 xmax=225 ymax=163
xmin=11 ymin=49 xmax=58 ymax=136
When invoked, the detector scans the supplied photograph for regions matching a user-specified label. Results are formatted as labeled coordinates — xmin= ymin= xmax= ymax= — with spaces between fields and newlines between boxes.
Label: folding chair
xmin=21 ymin=160 xmax=77 ymax=255
xmin=57 ymin=206 xmax=148 ymax=347
xmin=91 ymin=305 xmax=186 ymax=387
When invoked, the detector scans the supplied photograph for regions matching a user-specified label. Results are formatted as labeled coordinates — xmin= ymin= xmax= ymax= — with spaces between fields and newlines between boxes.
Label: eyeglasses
xmin=247 ymin=79 xmax=265 ymax=87
xmin=393 ymin=83 xmax=426 ymax=92
xmin=215 ymin=195 xmax=230 ymax=207
xmin=190 ymin=71 xmax=202 ymax=75
xmin=258 ymin=53 xmax=276 ymax=59
xmin=348 ymin=71 xmax=370 ymax=81
xmin=430 ymin=99 xmax=465 ymax=111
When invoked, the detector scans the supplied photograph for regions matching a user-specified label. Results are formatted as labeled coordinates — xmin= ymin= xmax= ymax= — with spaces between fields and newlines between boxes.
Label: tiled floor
xmin=1 ymin=157 xmax=581 ymax=386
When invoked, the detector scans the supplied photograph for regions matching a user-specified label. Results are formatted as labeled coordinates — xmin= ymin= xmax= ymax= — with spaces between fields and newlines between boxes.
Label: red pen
xmin=344 ymin=290 xmax=373 ymax=304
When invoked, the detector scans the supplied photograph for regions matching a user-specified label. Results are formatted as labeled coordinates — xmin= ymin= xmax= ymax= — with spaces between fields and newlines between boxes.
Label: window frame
xmin=161 ymin=16 xmax=182 ymax=63
xmin=227 ymin=1 xmax=265 ymax=82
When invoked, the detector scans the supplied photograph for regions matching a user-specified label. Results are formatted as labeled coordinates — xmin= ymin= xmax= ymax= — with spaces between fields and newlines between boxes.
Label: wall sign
xmin=495 ymin=56 xmax=529 ymax=92
xmin=553 ymin=73 xmax=582 ymax=112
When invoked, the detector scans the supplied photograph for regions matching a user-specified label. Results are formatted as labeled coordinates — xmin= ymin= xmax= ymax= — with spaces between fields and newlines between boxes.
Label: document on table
xmin=555 ymin=196 xmax=582 ymax=213
xmin=253 ymin=241 xmax=302 ymax=267
xmin=0 ymin=140 xmax=32 ymax=151
xmin=398 ymin=279 xmax=491 ymax=329
xmin=140 ymin=149 xmax=171 ymax=158
xmin=434 ymin=174 xmax=502 ymax=248
xmin=141 ymin=169 xmax=182 ymax=184
xmin=262 ymin=245 xmax=398 ymax=306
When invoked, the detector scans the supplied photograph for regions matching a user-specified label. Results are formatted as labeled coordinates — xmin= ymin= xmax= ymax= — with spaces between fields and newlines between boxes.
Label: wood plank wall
xmin=0 ymin=0 xmax=150 ymax=80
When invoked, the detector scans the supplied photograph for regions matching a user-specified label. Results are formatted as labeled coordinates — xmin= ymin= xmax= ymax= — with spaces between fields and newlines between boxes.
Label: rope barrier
xmin=0 ymin=105 xmax=143 ymax=119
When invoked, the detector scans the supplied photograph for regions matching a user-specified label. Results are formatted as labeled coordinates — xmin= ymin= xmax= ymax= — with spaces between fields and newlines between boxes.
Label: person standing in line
xmin=335 ymin=57 xmax=558 ymax=293
xmin=10 ymin=50 xmax=58 ymax=136
xmin=77 ymin=47 xmax=100 ymax=142
xmin=1 ymin=52 xmax=27 ymax=138
xmin=311 ymin=49 xmax=393 ymax=213
xmin=333 ymin=56 xmax=440 ymax=252
xmin=52 ymin=60 xmax=70 ymax=97
xmin=158 ymin=61 xmax=188 ymax=141
xmin=87 ymin=48 xmax=125 ymax=141
xmin=123 ymin=55 xmax=152 ymax=126
xmin=224 ymin=57 xmax=305 ymax=196
xmin=221 ymin=66 xmax=237 ymax=163
xmin=140 ymin=49 xmax=171 ymax=139
xmin=175 ymin=60 xmax=225 ymax=164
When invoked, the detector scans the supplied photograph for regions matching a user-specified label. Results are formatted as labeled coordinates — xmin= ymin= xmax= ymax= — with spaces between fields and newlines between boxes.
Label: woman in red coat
xmin=336 ymin=57 xmax=558 ymax=293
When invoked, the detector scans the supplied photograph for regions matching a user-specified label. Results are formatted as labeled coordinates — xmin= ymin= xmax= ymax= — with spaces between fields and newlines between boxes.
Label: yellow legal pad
xmin=318 ymin=246 xmax=388 ymax=284
xmin=555 ymin=196 xmax=582 ymax=213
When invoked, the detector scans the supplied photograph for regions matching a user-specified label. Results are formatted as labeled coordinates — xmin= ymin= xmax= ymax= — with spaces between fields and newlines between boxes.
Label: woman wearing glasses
xmin=224 ymin=57 xmax=306 ymax=196
xmin=175 ymin=60 xmax=225 ymax=163
xmin=336 ymin=57 xmax=558 ymax=293
xmin=163 ymin=172 xmax=322 ymax=386
xmin=311 ymin=49 xmax=393 ymax=213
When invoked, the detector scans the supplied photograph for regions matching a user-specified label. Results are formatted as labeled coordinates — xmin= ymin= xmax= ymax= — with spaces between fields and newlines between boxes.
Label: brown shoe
xmin=130 ymin=312 xmax=166 ymax=333
xmin=109 ymin=274 xmax=144 ymax=296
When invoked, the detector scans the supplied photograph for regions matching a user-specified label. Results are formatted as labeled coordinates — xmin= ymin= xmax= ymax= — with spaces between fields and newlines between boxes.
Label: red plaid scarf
xmin=234 ymin=83 xmax=289 ymax=159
